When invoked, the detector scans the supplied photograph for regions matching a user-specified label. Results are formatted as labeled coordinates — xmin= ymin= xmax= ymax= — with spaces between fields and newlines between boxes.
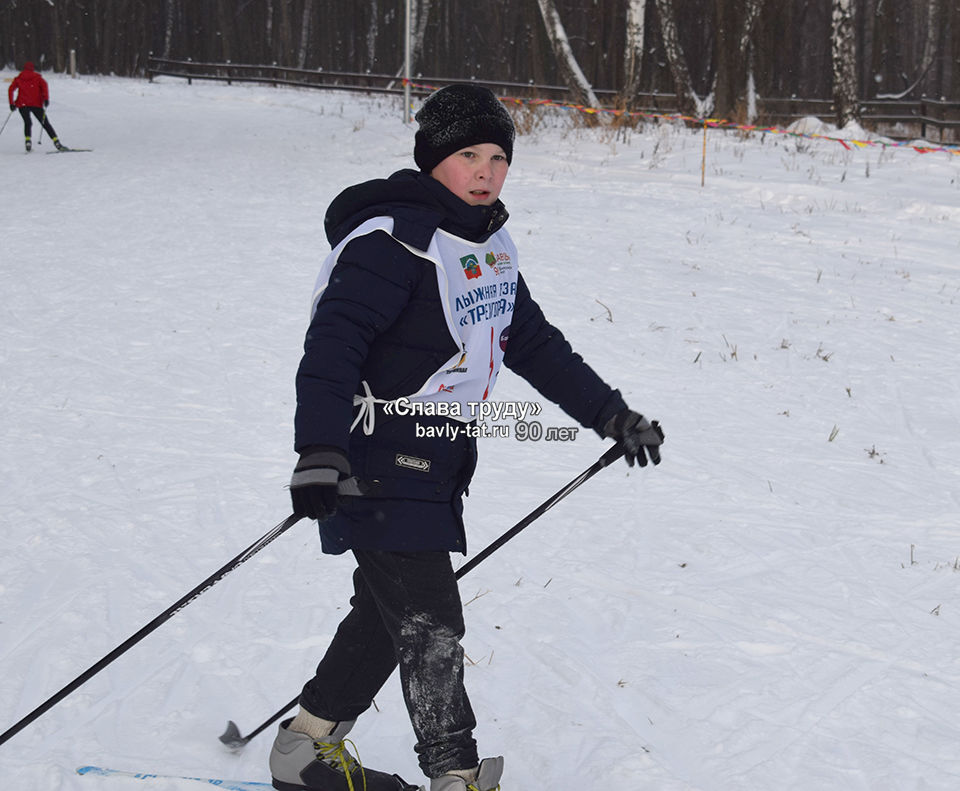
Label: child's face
xmin=430 ymin=143 xmax=509 ymax=206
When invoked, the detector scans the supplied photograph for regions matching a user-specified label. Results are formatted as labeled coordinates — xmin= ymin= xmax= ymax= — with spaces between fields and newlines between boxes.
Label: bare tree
xmin=876 ymin=0 xmax=942 ymax=99
xmin=654 ymin=0 xmax=711 ymax=116
xmin=412 ymin=0 xmax=432 ymax=73
xmin=713 ymin=0 xmax=765 ymax=119
xmin=216 ymin=0 xmax=236 ymax=63
xmin=3 ymin=0 xmax=960 ymax=114
xmin=387 ymin=0 xmax=431 ymax=89
xmin=163 ymin=0 xmax=176 ymax=59
xmin=655 ymin=0 xmax=765 ymax=119
xmin=297 ymin=0 xmax=314 ymax=68
xmin=278 ymin=0 xmax=293 ymax=66
xmin=831 ymin=0 xmax=859 ymax=126
xmin=617 ymin=0 xmax=647 ymax=109
xmin=535 ymin=0 xmax=599 ymax=108
xmin=366 ymin=0 xmax=379 ymax=67
xmin=265 ymin=0 xmax=274 ymax=55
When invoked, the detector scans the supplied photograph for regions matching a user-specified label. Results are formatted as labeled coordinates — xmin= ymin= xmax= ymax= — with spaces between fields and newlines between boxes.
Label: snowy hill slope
xmin=2 ymin=72 xmax=960 ymax=790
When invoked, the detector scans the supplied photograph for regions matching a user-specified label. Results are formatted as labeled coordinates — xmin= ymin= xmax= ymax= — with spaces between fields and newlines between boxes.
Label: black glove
xmin=289 ymin=446 xmax=351 ymax=520
xmin=603 ymin=409 xmax=664 ymax=467
xmin=9 ymin=104 xmax=15 ymax=112
xmin=44 ymin=100 xmax=49 ymax=108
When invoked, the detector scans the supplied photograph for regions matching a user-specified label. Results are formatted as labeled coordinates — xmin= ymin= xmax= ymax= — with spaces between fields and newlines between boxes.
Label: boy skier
xmin=271 ymin=84 xmax=664 ymax=791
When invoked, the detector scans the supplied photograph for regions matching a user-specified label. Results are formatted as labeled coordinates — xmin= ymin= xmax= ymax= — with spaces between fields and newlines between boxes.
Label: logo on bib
xmin=485 ymin=251 xmax=513 ymax=275
xmin=460 ymin=254 xmax=483 ymax=280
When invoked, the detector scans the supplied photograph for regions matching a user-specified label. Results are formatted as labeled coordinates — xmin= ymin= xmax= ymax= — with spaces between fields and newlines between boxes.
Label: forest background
xmin=3 ymin=0 xmax=959 ymax=128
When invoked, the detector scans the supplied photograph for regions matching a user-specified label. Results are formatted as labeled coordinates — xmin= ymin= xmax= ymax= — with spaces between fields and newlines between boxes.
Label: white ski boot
xmin=270 ymin=717 xmax=420 ymax=791
xmin=430 ymin=757 xmax=503 ymax=791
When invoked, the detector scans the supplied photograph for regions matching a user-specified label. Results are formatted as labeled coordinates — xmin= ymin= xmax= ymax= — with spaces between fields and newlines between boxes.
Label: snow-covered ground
xmin=2 ymin=72 xmax=960 ymax=790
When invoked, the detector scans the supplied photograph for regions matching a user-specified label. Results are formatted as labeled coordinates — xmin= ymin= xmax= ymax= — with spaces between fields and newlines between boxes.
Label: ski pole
xmin=219 ymin=442 xmax=626 ymax=749
xmin=0 ymin=108 xmax=13 ymax=138
xmin=0 ymin=513 xmax=305 ymax=748
xmin=38 ymin=109 xmax=45 ymax=145
xmin=453 ymin=441 xmax=625 ymax=579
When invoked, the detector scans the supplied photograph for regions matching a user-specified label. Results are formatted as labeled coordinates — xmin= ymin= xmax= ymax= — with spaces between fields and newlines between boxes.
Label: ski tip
xmin=219 ymin=720 xmax=248 ymax=751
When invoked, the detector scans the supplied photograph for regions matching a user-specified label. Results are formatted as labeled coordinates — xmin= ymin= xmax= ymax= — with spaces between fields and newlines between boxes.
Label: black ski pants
xmin=19 ymin=106 xmax=58 ymax=141
xmin=300 ymin=549 xmax=479 ymax=779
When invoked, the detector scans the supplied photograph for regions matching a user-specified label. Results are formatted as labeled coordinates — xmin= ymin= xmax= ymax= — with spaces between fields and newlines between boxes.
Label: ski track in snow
xmin=2 ymin=73 xmax=960 ymax=790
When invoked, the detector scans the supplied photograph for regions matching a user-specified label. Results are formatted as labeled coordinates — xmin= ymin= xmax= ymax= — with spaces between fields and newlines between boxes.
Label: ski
xmin=46 ymin=147 xmax=93 ymax=153
xmin=77 ymin=765 xmax=271 ymax=790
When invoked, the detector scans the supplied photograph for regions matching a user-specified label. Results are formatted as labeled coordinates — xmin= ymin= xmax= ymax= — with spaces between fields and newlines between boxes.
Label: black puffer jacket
xmin=294 ymin=169 xmax=626 ymax=554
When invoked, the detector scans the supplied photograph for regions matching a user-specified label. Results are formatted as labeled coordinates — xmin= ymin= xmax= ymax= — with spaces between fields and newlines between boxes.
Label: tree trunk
xmin=265 ymin=0 xmax=274 ymax=54
xmin=101 ymin=0 xmax=115 ymax=74
xmin=831 ymin=0 xmax=859 ymax=126
xmin=713 ymin=0 xmax=737 ymax=117
xmin=297 ymin=0 xmax=314 ymax=68
xmin=216 ymin=0 xmax=234 ymax=62
xmin=366 ymin=0 xmax=379 ymax=68
xmin=911 ymin=0 xmax=941 ymax=97
xmin=949 ymin=0 xmax=960 ymax=101
xmin=51 ymin=0 xmax=63 ymax=72
xmin=279 ymin=0 xmax=292 ymax=66
xmin=653 ymin=0 xmax=709 ymax=116
xmin=412 ymin=0 xmax=432 ymax=73
xmin=617 ymin=0 xmax=647 ymax=109
xmin=535 ymin=0 xmax=599 ymax=108
xmin=740 ymin=0 xmax=764 ymax=121
xmin=713 ymin=0 xmax=765 ymax=119
xmin=163 ymin=0 xmax=176 ymax=59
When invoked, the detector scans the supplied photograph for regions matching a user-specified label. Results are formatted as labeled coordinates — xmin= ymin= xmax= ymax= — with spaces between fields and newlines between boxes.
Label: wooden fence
xmin=146 ymin=56 xmax=960 ymax=144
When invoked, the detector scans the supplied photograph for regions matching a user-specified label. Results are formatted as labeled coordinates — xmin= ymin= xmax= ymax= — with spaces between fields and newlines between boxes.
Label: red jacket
xmin=8 ymin=62 xmax=49 ymax=109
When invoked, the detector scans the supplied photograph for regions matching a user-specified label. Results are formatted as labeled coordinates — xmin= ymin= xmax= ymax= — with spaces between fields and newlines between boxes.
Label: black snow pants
xmin=300 ymin=549 xmax=479 ymax=779
xmin=19 ymin=106 xmax=58 ymax=141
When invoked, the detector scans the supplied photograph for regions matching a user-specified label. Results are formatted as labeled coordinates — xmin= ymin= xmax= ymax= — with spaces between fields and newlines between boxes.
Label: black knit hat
xmin=414 ymin=84 xmax=515 ymax=173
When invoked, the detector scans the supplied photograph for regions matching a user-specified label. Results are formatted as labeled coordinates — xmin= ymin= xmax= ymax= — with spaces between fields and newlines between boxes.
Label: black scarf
xmin=324 ymin=168 xmax=509 ymax=251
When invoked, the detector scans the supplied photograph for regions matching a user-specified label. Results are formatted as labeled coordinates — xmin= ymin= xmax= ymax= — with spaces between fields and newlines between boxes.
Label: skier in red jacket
xmin=8 ymin=62 xmax=65 ymax=152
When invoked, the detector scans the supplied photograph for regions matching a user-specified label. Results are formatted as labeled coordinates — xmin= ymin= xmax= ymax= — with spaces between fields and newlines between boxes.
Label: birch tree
xmin=535 ymin=0 xmax=600 ymax=108
xmin=713 ymin=0 xmax=765 ymax=119
xmin=654 ymin=0 xmax=711 ymax=117
xmin=831 ymin=0 xmax=859 ymax=127
xmin=163 ymin=0 xmax=176 ymax=59
xmin=412 ymin=0 xmax=432 ymax=73
xmin=388 ymin=0 xmax=431 ymax=89
xmin=297 ymin=0 xmax=314 ymax=68
xmin=265 ymin=0 xmax=273 ymax=53
xmin=366 ymin=0 xmax=379 ymax=67
xmin=617 ymin=0 xmax=647 ymax=109
xmin=913 ymin=0 xmax=941 ymax=96
xmin=655 ymin=0 xmax=765 ymax=119
xmin=877 ymin=0 xmax=942 ymax=99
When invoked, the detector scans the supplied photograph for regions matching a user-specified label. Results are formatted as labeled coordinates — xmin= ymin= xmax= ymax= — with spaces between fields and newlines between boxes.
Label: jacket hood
xmin=24 ymin=62 xmax=35 ymax=71
xmin=324 ymin=169 xmax=508 ymax=251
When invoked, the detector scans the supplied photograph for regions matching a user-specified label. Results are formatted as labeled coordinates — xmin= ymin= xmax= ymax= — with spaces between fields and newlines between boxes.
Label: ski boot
xmin=270 ymin=718 xmax=421 ymax=791
xmin=25 ymin=137 xmax=31 ymax=152
xmin=53 ymin=137 xmax=65 ymax=151
xmin=430 ymin=757 xmax=503 ymax=791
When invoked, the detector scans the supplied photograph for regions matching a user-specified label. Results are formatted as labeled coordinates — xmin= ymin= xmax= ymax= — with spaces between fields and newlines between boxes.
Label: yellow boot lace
xmin=315 ymin=736 xmax=367 ymax=791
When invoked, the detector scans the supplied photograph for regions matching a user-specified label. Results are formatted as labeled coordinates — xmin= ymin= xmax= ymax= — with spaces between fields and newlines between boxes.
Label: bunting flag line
xmin=403 ymin=79 xmax=960 ymax=158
